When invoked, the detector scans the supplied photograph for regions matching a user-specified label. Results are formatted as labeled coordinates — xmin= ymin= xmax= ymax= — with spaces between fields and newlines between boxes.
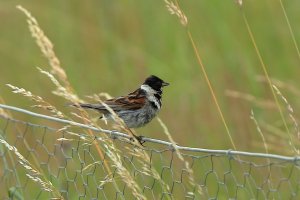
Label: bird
xmin=72 ymin=75 xmax=169 ymax=143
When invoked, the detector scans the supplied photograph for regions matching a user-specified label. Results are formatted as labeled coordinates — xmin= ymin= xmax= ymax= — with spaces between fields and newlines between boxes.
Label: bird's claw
xmin=131 ymin=135 xmax=146 ymax=146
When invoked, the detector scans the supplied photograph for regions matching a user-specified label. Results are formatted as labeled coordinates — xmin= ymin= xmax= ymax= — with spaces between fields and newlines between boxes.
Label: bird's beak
xmin=162 ymin=82 xmax=170 ymax=87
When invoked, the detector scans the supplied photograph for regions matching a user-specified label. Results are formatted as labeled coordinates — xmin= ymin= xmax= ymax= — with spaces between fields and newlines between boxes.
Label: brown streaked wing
xmin=103 ymin=89 xmax=145 ymax=111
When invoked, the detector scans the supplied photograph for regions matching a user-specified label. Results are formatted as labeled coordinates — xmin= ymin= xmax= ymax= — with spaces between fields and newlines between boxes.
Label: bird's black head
xmin=143 ymin=75 xmax=169 ymax=91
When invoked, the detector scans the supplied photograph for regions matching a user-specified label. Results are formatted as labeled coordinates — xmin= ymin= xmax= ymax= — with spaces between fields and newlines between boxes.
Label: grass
xmin=1 ymin=0 xmax=300 ymax=199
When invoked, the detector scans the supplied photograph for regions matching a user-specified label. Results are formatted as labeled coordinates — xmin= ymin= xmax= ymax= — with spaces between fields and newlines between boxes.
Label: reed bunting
xmin=72 ymin=75 xmax=169 ymax=142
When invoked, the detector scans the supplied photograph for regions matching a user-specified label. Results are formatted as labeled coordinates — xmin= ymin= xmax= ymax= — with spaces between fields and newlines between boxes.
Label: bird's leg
xmin=119 ymin=123 xmax=145 ymax=146
xmin=125 ymin=128 xmax=145 ymax=146
xmin=131 ymin=134 xmax=146 ymax=146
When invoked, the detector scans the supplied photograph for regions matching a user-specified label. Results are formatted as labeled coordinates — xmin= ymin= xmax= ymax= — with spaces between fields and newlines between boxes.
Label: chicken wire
xmin=0 ymin=104 xmax=300 ymax=200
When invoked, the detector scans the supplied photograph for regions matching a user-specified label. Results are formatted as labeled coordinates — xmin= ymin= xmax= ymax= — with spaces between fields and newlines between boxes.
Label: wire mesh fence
xmin=1 ymin=104 xmax=300 ymax=199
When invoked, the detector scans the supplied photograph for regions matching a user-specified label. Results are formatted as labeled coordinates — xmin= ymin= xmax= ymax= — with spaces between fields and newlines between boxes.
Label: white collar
xmin=140 ymin=84 xmax=157 ymax=95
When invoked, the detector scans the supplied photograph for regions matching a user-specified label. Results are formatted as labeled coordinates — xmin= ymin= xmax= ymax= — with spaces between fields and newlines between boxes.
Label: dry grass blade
xmin=235 ymin=0 xmax=243 ymax=7
xmin=127 ymin=146 xmax=172 ymax=199
xmin=6 ymin=84 xmax=64 ymax=118
xmin=0 ymin=138 xmax=60 ymax=196
xmin=6 ymin=84 xmax=43 ymax=102
xmin=14 ymin=6 xmax=123 ymax=195
xmin=225 ymin=89 xmax=276 ymax=109
xmin=166 ymin=0 xmax=237 ymax=153
xmin=104 ymin=144 xmax=146 ymax=200
xmin=250 ymin=110 xmax=269 ymax=154
xmin=16 ymin=5 xmax=70 ymax=89
xmin=163 ymin=0 xmax=236 ymax=150
xmin=241 ymin=9 xmax=291 ymax=150
xmin=0 ymin=98 xmax=11 ymax=118
xmin=279 ymin=0 xmax=300 ymax=62
xmin=0 ymin=108 xmax=10 ymax=118
xmin=157 ymin=118 xmax=203 ymax=197
xmin=256 ymin=75 xmax=300 ymax=97
xmin=164 ymin=0 xmax=188 ymax=26
xmin=272 ymin=85 xmax=300 ymax=154
xmin=38 ymin=68 xmax=79 ymax=102
xmin=166 ymin=0 xmax=237 ymax=151
xmin=70 ymin=112 xmax=93 ymax=124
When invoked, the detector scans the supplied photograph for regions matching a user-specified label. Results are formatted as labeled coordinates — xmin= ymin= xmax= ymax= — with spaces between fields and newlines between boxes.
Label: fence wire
xmin=1 ymin=104 xmax=300 ymax=200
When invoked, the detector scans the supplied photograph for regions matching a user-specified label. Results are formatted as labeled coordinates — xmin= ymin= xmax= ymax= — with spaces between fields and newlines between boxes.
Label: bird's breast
xmin=146 ymin=95 xmax=161 ymax=110
xmin=115 ymin=102 xmax=159 ymax=128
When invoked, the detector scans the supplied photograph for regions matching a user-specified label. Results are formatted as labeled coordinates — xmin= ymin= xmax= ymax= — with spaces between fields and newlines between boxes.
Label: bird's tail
xmin=68 ymin=103 xmax=106 ymax=119
xmin=68 ymin=102 xmax=101 ymax=110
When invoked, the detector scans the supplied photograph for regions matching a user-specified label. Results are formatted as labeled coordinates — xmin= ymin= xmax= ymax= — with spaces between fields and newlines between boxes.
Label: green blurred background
xmin=1 ymin=0 xmax=300 ymax=154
